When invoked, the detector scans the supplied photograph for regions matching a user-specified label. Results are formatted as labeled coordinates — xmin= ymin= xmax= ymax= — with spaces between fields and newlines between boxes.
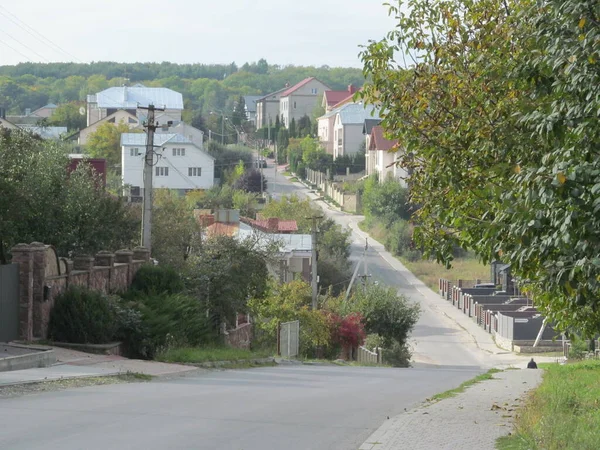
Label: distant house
xmin=363 ymin=118 xmax=382 ymax=155
xmin=322 ymin=85 xmax=357 ymax=112
xmin=279 ymin=77 xmax=330 ymax=128
xmin=69 ymin=109 xmax=141 ymax=147
xmin=367 ymin=126 xmax=407 ymax=186
xmin=30 ymin=103 xmax=58 ymax=118
xmin=317 ymin=109 xmax=338 ymax=154
xmin=21 ymin=126 xmax=67 ymax=140
xmin=0 ymin=111 xmax=19 ymax=130
xmin=243 ymin=96 xmax=261 ymax=126
xmin=332 ymin=103 xmax=380 ymax=158
xmin=156 ymin=122 xmax=204 ymax=149
xmin=202 ymin=210 xmax=312 ymax=283
xmin=87 ymin=85 xmax=183 ymax=127
xmin=255 ymin=86 xmax=289 ymax=130
xmin=120 ymin=133 xmax=214 ymax=197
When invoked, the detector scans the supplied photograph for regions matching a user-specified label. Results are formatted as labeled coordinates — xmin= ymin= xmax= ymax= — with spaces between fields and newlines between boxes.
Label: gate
xmin=0 ymin=264 xmax=19 ymax=342
xmin=278 ymin=320 xmax=299 ymax=358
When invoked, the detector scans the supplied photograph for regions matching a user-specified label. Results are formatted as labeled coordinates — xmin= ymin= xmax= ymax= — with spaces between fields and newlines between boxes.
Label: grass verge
xmin=156 ymin=346 xmax=273 ymax=364
xmin=427 ymin=368 xmax=502 ymax=403
xmin=496 ymin=360 xmax=600 ymax=450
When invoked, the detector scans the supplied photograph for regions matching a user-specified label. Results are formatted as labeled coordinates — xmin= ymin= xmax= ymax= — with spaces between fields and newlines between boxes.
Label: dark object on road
xmin=527 ymin=358 xmax=538 ymax=369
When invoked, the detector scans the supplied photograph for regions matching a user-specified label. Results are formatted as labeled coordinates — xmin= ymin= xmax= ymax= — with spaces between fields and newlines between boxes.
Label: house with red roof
xmin=279 ymin=77 xmax=331 ymax=128
xmin=322 ymin=85 xmax=357 ymax=112
xmin=367 ymin=125 xmax=407 ymax=186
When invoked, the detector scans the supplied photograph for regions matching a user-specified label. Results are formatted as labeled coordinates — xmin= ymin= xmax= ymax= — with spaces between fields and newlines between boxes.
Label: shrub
xmin=385 ymin=220 xmax=413 ymax=256
xmin=383 ymin=340 xmax=413 ymax=367
xmin=129 ymin=265 xmax=184 ymax=295
xmin=48 ymin=287 xmax=117 ymax=344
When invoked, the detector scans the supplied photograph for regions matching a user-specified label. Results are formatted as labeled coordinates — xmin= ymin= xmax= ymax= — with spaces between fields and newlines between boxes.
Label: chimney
xmin=267 ymin=217 xmax=279 ymax=232
xmin=285 ymin=82 xmax=290 ymax=88
xmin=25 ymin=108 xmax=31 ymax=116
xmin=348 ymin=85 xmax=356 ymax=94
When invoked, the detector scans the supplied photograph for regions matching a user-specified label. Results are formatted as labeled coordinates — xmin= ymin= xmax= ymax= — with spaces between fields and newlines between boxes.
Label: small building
xmin=243 ymin=96 xmax=262 ymax=127
xmin=120 ymin=133 xmax=214 ymax=197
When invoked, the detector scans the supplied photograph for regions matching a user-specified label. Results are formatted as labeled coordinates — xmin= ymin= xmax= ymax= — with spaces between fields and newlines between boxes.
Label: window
xmin=128 ymin=117 xmax=137 ymax=124
xmin=293 ymin=101 xmax=297 ymax=109
xmin=130 ymin=148 xmax=139 ymax=157
xmin=155 ymin=167 xmax=169 ymax=176
xmin=311 ymin=88 xmax=318 ymax=94
xmin=188 ymin=167 xmax=202 ymax=177
xmin=108 ymin=117 xmax=115 ymax=123
xmin=172 ymin=148 xmax=185 ymax=156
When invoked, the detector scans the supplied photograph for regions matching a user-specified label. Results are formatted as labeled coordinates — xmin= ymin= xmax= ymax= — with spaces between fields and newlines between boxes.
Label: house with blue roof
xmin=120 ymin=133 xmax=214 ymax=198
xmin=331 ymin=103 xmax=380 ymax=158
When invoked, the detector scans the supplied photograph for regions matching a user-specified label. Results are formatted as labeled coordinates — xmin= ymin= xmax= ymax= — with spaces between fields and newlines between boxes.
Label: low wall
xmin=305 ymin=168 xmax=361 ymax=213
xmin=11 ymin=243 xmax=150 ymax=340
xmin=224 ymin=323 xmax=252 ymax=350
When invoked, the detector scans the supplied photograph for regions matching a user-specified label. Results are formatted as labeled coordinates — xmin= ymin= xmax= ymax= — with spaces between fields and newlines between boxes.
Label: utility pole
xmin=221 ymin=114 xmax=225 ymax=145
xmin=308 ymin=215 xmax=323 ymax=310
xmin=139 ymin=104 xmax=165 ymax=253
xmin=362 ymin=238 xmax=370 ymax=292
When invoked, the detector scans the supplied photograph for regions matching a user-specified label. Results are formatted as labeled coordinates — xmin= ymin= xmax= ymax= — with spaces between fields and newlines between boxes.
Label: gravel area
xmin=359 ymin=368 xmax=543 ymax=450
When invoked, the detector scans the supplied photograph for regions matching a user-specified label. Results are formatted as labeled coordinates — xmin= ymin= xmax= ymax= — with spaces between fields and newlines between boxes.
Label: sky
xmin=0 ymin=1 xmax=397 ymax=68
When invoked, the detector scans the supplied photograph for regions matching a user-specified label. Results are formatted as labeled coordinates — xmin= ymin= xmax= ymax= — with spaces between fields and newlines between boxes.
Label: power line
xmin=0 ymin=37 xmax=32 ymax=62
xmin=0 ymin=6 xmax=82 ymax=62
xmin=0 ymin=29 xmax=49 ymax=62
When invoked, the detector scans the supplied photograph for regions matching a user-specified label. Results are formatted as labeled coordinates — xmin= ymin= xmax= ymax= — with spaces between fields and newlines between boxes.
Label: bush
xmin=129 ymin=265 xmax=184 ymax=295
xmin=383 ymin=340 xmax=413 ymax=367
xmin=385 ymin=220 xmax=413 ymax=256
xmin=48 ymin=287 xmax=117 ymax=344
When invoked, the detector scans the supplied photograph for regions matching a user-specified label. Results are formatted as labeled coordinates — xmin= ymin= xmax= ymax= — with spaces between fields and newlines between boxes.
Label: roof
xmin=280 ymin=77 xmax=330 ymax=97
xmin=331 ymin=87 xmax=364 ymax=109
xmin=369 ymin=126 xmax=398 ymax=151
xmin=243 ymin=96 xmax=261 ymax=113
xmin=206 ymin=222 xmax=239 ymax=237
xmin=22 ymin=126 xmax=67 ymax=139
xmin=338 ymin=103 xmax=380 ymax=125
xmin=242 ymin=217 xmax=298 ymax=233
xmin=363 ymin=118 xmax=382 ymax=135
xmin=324 ymin=90 xmax=354 ymax=107
xmin=37 ymin=103 xmax=57 ymax=110
xmin=120 ymin=133 xmax=193 ymax=146
xmin=257 ymin=86 xmax=289 ymax=102
xmin=93 ymin=86 xmax=184 ymax=110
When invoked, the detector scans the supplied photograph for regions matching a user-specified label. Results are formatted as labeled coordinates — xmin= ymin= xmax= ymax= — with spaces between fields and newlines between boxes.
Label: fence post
xmin=11 ymin=244 xmax=34 ymax=341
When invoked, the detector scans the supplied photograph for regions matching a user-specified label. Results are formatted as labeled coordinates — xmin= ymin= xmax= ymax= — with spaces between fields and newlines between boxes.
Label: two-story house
xmin=255 ymin=86 xmax=289 ymax=130
xmin=156 ymin=122 xmax=205 ymax=149
xmin=367 ymin=126 xmax=407 ymax=186
xmin=332 ymin=103 xmax=380 ymax=159
xmin=121 ymin=133 xmax=214 ymax=198
xmin=87 ymin=84 xmax=183 ymax=127
xmin=279 ymin=77 xmax=330 ymax=128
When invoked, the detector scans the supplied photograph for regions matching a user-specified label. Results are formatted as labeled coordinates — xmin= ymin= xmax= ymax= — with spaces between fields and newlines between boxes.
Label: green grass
xmin=496 ymin=360 xmax=600 ymax=450
xmin=282 ymin=171 xmax=292 ymax=177
xmin=289 ymin=177 xmax=299 ymax=182
xmin=428 ymin=368 xmax=502 ymax=403
xmin=156 ymin=346 xmax=273 ymax=364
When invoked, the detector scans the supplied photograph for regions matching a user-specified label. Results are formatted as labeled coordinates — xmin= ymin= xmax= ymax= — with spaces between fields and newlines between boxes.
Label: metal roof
xmin=94 ymin=86 xmax=184 ymax=109
xmin=243 ymin=96 xmax=261 ymax=113
xmin=22 ymin=126 xmax=67 ymax=139
xmin=120 ymin=133 xmax=193 ymax=146
xmin=338 ymin=103 xmax=380 ymax=125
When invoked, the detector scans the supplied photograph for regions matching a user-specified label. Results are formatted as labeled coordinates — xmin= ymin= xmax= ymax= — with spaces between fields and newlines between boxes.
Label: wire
xmin=0 ymin=37 xmax=32 ymax=62
xmin=0 ymin=6 xmax=83 ymax=62
xmin=0 ymin=30 xmax=48 ymax=62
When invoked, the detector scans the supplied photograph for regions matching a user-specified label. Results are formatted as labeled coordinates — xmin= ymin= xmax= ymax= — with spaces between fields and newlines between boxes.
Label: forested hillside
xmin=0 ymin=60 xmax=365 ymax=119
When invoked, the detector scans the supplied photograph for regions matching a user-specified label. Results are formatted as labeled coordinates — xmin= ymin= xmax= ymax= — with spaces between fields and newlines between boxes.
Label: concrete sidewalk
xmin=0 ymin=346 xmax=199 ymax=387
xmin=360 ymin=368 xmax=542 ymax=450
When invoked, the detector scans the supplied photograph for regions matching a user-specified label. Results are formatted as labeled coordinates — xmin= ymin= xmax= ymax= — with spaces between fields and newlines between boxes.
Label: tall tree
xmin=277 ymin=128 xmax=289 ymax=150
xmin=289 ymin=117 xmax=297 ymax=138
xmin=231 ymin=95 xmax=247 ymax=126
xmin=359 ymin=0 xmax=600 ymax=334
xmin=47 ymin=102 xmax=86 ymax=131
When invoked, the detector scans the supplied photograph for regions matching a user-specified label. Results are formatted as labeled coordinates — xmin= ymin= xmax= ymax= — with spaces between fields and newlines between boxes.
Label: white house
xmin=121 ymin=133 xmax=214 ymax=197
xmin=156 ymin=122 xmax=204 ymax=149
xmin=243 ymin=96 xmax=261 ymax=127
xmin=87 ymin=84 xmax=183 ymax=127
xmin=317 ymin=109 xmax=338 ymax=154
xmin=367 ymin=125 xmax=408 ymax=186
xmin=333 ymin=103 xmax=380 ymax=159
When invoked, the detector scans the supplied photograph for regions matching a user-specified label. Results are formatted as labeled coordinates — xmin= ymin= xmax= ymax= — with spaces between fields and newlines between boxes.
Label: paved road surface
xmin=0 ymin=364 xmax=481 ymax=450
xmin=0 ymin=162 xmax=524 ymax=450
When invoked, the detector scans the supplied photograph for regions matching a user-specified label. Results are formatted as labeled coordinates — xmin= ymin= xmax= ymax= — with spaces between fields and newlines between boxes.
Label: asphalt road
xmin=0 ymin=364 xmax=481 ymax=450
xmin=0 ymin=162 xmax=491 ymax=450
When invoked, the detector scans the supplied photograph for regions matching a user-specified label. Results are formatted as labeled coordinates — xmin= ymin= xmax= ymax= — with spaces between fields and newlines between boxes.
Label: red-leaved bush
xmin=328 ymin=312 xmax=366 ymax=348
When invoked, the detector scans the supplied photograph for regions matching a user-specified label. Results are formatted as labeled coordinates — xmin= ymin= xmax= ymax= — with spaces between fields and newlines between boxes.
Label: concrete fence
xmin=357 ymin=346 xmax=382 ymax=364
xmin=305 ymin=168 xmax=361 ymax=213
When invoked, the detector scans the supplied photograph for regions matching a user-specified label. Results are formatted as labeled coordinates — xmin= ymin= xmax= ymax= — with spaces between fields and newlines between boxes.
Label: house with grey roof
xmin=325 ymin=103 xmax=380 ymax=158
xmin=120 ymin=132 xmax=214 ymax=198
xmin=87 ymin=85 xmax=183 ymax=127
xmin=243 ymin=96 xmax=261 ymax=127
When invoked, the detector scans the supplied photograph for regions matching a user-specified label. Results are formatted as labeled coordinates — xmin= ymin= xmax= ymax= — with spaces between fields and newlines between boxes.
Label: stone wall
xmin=11 ymin=243 xmax=150 ymax=341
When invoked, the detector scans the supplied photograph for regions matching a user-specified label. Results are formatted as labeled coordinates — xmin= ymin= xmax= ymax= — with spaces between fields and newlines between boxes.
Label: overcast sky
xmin=0 ymin=1 xmax=396 ymax=68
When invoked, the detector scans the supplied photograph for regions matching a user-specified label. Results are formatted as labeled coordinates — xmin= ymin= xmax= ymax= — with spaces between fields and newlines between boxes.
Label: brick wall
xmin=11 ymin=243 xmax=150 ymax=340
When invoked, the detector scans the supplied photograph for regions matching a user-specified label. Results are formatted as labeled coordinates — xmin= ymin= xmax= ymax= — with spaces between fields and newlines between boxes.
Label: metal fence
xmin=0 ymin=264 xmax=19 ymax=342
xmin=279 ymin=320 xmax=300 ymax=359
